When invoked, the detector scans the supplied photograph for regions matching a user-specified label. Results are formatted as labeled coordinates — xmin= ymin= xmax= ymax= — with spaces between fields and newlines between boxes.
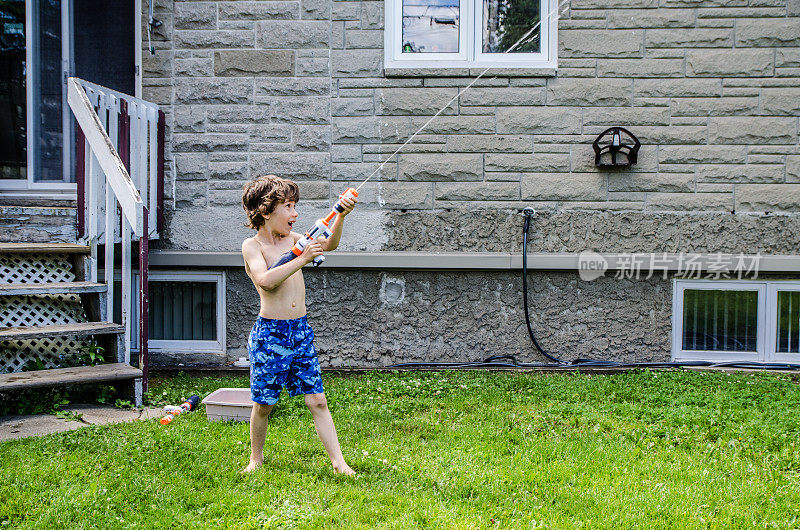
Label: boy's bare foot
xmin=242 ymin=459 xmax=263 ymax=473
xmin=333 ymin=462 xmax=356 ymax=476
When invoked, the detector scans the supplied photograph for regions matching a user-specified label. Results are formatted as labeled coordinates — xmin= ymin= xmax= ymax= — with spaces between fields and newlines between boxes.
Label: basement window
xmin=114 ymin=271 xmax=226 ymax=354
xmin=672 ymin=280 xmax=800 ymax=363
xmin=384 ymin=0 xmax=558 ymax=69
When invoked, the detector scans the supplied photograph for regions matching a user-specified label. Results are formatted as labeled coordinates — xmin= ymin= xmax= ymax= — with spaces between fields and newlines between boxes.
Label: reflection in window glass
xmin=402 ymin=0 xmax=459 ymax=53
xmin=33 ymin=0 xmax=65 ymax=182
xmin=776 ymin=291 xmax=800 ymax=354
xmin=483 ymin=0 xmax=540 ymax=53
xmin=0 ymin=0 xmax=26 ymax=181
xmin=682 ymin=290 xmax=758 ymax=352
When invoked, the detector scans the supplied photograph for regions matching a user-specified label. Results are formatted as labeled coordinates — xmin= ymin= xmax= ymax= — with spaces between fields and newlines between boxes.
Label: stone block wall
xmin=139 ymin=0 xmax=800 ymax=365
xmin=142 ymin=0 xmax=800 ymax=255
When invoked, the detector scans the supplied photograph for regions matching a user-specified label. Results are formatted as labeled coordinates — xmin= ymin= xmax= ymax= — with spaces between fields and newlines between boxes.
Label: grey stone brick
xmin=175 ymin=2 xmax=216 ymax=29
xmin=218 ymin=1 xmax=298 ymax=20
xmin=174 ymin=58 xmax=214 ymax=77
xmin=257 ymin=20 xmax=330 ymax=48
xmin=671 ymin=97 xmax=759 ymax=116
xmin=435 ymin=182 xmax=519 ymax=201
xmin=496 ymin=107 xmax=582 ymax=134
xmin=787 ymin=155 xmax=800 ymax=182
xmin=174 ymin=106 xmax=206 ymax=132
xmin=459 ymin=87 xmax=545 ymax=106
xmin=302 ymin=0 xmax=330 ymax=19
xmin=175 ymin=180 xmax=207 ymax=207
xmin=331 ymin=50 xmax=383 ymax=77
xmin=331 ymin=144 xmax=362 ymax=162
xmin=209 ymin=161 xmax=249 ymax=180
xmin=597 ymin=59 xmax=683 ymax=77
xmin=560 ymin=30 xmax=643 ymax=58
xmin=696 ymin=164 xmax=784 ymax=183
xmin=736 ymin=184 xmax=800 ymax=212
xmin=271 ymin=98 xmax=330 ymax=124
xmin=331 ymin=161 xmax=394 ymax=181
xmin=345 ymin=30 xmax=383 ymax=49
xmin=331 ymin=97 xmax=374 ymax=116
xmin=571 ymin=0 xmax=658 ymax=7
xmin=791 ymin=0 xmax=800 ymax=15
xmin=296 ymin=55 xmax=330 ymax=76
xmin=408 ymin=116 xmax=495 ymax=135
xmin=214 ymin=51 xmax=294 ymax=77
xmin=761 ymin=88 xmax=800 ymax=116
xmin=708 ymin=117 xmax=797 ymax=144
xmin=255 ymin=78 xmax=329 ymax=96
xmin=175 ymin=30 xmax=254 ymax=49
xmin=209 ymin=188 xmax=245 ymax=206
xmin=398 ymin=154 xmax=482 ymax=181
xmin=332 ymin=117 xmax=381 ymax=143
xmin=736 ymin=19 xmax=800 ymax=47
xmin=546 ymin=78 xmax=632 ymax=106
xmin=635 ymin=79 xmax=721 ymax=97
xmin=173 ymin=133 xmax=249 ymax=152
xmin=686 ymin=49 xmax=774 ymax=77
xmin=142 ymin=50 xmax=173 ymax=78
xmin=250 ymin=152 xmax=330 ymax=179
xmin=606 ymin=9 xmax=695 ymax=28
xmin=174 ymin=78 xmax=252 ymax=104
xmin=485 ymin=153 xmax=570 ymax=172
xmin=360 ymin=1 xmax=383 ymax=29
xmin=249 ymin=124 xmax=292 ymax=143
xmin=646 ymin=192 xmax=733 ymax=212
xmin=293 ymin=125 xmax=331 ymax=151
xmin=141 ymin=86 xmax=172 ymax=106
xmin=332 ymin=3 xmax=361 ymax=20
xmin=297 ymin=180 xmax=330 ymax=200
xmin=659 ymin=145 xmax=747 ymax=164
xmin=645 ymin=28 xmax=733 ymax=48
xmin=207 ymin=105 xmax=271 ymax=124
xmin=446 ymin=136 xmax=532 ymax=153
xmin=378 ymin=183 xmax=431 ymax=209
xmin=175 ymin=153 xmax=209 ymax=180
xmin=376 ymin=88 xmax=457 ymax=115
xmin=583 ymin=106 xmax=670 ymax=126
xmin=521 ymin=173 xmax=605 ymax=201
xmin=608 ymin=172 xmax=694 ymax=193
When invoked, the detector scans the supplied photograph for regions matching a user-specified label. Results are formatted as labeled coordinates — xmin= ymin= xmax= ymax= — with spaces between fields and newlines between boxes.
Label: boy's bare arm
xmin=320 ymin=195 xmax=357 ymax=252
xmin=242 ymin=239 xmax=321 ymax=291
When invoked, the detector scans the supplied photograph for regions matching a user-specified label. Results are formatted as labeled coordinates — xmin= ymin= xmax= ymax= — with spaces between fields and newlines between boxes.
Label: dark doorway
xmin=73 ymin=0 xmax=135 ymax=95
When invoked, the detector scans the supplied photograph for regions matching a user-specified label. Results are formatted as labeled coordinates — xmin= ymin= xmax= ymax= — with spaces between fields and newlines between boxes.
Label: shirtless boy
xmin=240 ymin=175 xmax=356 ymax=475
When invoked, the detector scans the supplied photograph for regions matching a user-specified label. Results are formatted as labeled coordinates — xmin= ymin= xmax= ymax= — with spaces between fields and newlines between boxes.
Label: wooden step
xmin=0 ymin=282 xmax=107 ymax=296
xmin=0 ymin=242 xmax=89 ymax=254
xmin=0 ymin=363 xmax=142 ymax=392
xmin=0 ymin=322 xmax=123 ymax=341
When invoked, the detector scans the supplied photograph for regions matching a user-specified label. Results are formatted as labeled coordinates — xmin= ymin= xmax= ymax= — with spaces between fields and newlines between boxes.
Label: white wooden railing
xmin=66 ymin=77 xmax=163 ymax=391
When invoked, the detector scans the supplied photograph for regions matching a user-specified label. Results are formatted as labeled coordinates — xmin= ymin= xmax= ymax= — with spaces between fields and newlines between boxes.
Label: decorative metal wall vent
xmin=593 ymin=127 xmax=640 ymax=167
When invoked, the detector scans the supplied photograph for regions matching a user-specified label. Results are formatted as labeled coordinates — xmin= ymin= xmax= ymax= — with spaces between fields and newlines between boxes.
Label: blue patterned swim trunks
xmin=248 ymin=315 xmax=324 ymax=405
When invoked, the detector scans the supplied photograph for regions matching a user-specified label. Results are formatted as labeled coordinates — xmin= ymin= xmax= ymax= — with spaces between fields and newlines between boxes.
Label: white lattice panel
xmin=0 ymin=254 xmax=75 ymax=284
xmin=0 ymin=254 xmax=90 ymax=374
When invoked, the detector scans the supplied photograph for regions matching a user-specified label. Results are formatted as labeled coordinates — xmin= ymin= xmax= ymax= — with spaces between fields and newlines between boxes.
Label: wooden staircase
xmin=0 ymin=243 xmax=142 ymax=404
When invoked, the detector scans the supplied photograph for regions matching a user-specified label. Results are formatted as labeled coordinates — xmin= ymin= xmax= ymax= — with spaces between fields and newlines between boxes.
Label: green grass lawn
xmin=2 ymin=370 xmax=800 ymax=528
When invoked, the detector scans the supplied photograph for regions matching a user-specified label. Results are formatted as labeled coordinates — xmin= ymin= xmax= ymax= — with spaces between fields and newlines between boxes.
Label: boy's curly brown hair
xmin=242 ymin=175 xmax=300 ymax=230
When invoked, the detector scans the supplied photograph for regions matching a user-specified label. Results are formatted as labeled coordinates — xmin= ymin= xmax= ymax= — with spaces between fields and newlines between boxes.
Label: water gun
xmin=160 ymin=395 xmax=200 ymax=425
xmin=268 ymin=188 xmax=358 ymax=270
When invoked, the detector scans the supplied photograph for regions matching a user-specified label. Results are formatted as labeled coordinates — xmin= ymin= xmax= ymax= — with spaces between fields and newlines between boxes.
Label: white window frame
xmin=125 ymin=270 xmax=227 ymax=355
xmin=767 ymin=282 xmax=800 ymax=363
xmin=384 ymin=0 xmax=558 ymax=69
xmin=672 ymin=279 xmax=800 ymax=363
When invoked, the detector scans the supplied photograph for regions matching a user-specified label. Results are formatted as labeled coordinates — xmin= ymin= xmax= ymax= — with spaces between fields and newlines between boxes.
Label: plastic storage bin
xmin=202 ymin=388 xmax=253 ymax=422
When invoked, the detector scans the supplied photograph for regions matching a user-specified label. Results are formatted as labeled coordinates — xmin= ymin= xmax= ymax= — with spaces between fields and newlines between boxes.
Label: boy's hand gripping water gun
xmin=160 ymin=395 xmax=200 ymax=425
xmin=268 ymin=188 xmax=358 ymax=270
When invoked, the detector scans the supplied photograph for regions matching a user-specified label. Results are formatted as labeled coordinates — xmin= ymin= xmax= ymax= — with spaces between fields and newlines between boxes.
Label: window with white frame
xmin=114 ymin=271 xmax=226 ymax=354
xmin=384 ymin=0 xmax=558 ymax=69
xmin=672 ymin=280 xmax=800 ymax=363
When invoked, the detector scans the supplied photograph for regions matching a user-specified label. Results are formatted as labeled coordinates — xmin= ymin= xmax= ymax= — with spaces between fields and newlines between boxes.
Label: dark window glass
xmin=483 ymin=0 xmax=540 ymax=53
xmin=682 ymin=289 xmax=758 ymax=352
xmin=0 ymin=0 xmax=27 ymax=180
xmin=776 ymin=291 xmax=800 ymax=354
